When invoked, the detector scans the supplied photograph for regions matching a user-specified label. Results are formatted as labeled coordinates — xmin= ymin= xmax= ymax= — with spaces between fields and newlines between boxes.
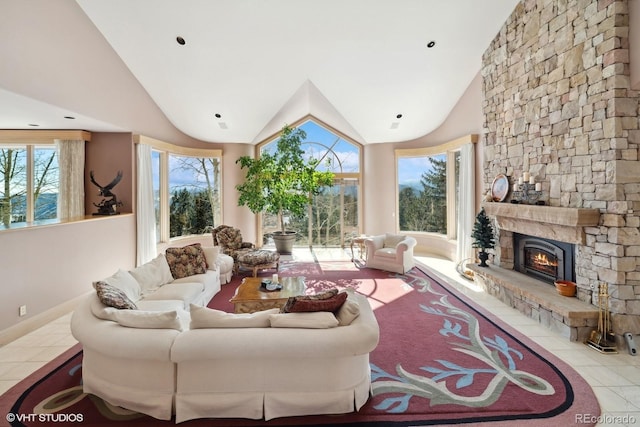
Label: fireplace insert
xmin=513 ymin=233 xmax=575 ymax=284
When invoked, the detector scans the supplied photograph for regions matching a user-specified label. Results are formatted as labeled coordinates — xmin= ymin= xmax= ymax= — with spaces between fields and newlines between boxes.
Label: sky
xmin=397 ymin=154 xmax=442 ymax=187
xmin=263 ymin=120 xmax=360 ymax=173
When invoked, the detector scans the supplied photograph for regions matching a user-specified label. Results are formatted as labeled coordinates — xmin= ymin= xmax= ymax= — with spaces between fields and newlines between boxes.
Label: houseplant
xmin=236 ymin=125 xmax=334 ymax=254
xmin=471 ymin=208 xmax=496 ymax=267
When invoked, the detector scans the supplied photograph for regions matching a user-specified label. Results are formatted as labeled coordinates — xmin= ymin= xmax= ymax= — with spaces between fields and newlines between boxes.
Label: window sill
xmin=0 ymin=213 xmax=133 ymax=233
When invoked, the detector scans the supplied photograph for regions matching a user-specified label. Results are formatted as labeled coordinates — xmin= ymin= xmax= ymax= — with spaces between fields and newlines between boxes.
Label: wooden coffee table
xmin=230 ymin=276 xmax=306 ymax=313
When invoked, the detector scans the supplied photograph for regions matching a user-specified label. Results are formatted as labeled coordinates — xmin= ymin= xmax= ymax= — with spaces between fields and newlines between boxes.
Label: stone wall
xmin=481 ymin=0 xmax=640 ymax=337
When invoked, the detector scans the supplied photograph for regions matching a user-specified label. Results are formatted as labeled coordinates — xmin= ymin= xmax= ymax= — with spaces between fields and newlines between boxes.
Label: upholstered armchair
xmin=211 ymin=225 xmax=256 ymax=271
xmin=364 ymin=233 xmax=417 ymax=274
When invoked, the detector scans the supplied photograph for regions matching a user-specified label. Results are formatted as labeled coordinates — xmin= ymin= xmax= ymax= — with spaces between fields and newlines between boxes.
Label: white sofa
xmin=364 ymin=233 xmax=417 ymax=274
xmin=71 ymin=245 xmax=222 ymax=420
xmin=71 ymin=254 xmax=380 ymax=422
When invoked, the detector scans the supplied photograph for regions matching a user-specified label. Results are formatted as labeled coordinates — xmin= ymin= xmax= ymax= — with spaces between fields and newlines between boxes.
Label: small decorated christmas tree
xmin=471 ymin=208 xmax=495 ymax=267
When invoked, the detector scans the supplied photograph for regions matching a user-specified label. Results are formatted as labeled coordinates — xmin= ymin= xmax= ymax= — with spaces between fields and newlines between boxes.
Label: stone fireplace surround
xmin=477 ymin=0 xmax=640 ymax=347
xmin=469 ymin=203 xmax=601 ymax=341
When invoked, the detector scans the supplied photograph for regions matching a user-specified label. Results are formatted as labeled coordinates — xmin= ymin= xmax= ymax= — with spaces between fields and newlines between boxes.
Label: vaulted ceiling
xmin=0 ymin=0 xmax=520 ymax=145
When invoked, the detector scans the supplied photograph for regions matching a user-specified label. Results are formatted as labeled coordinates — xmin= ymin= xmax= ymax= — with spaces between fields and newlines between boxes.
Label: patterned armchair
xmin=211 ymin=225 xmax=256 ymax=271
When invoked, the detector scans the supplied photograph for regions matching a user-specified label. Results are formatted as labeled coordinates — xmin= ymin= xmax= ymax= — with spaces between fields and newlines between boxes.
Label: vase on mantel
xmin=478 ymin=251 xmax=490 ymax=268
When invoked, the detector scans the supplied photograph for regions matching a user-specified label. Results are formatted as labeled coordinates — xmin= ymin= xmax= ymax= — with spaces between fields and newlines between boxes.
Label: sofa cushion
xmin=383 ymin=233 xmax=406 ymax=248
xmin=93 ymin=281 xmax=138 ymax=310
xmin=189 ymin=305 xmax=279 ymax=328
xmin=375 ymin=247 xmax=398 ymax=259
xmin=282 ymin=291 xmax=347 ymax=313
xmin=136 ymin=299 xmax=185 ymax=312
xmin=165 ymin=243 xmax=208 ymax=279
xmin=129 ymin=254 xmax=173 ymax=296
xmin=95 ymin=269 xmax=141 ymax=302
xmin=269 ymin=312 xmax=339 ymax=329
xmin=144 ymin=282 xmax=204 ymax=304
xmin=202 ymin=246 xmax=219 ymax=270
xmin=112 ymin=309 xmax=182 ymax=330
xmin=171 ymin=273 xmax=209 ymax=287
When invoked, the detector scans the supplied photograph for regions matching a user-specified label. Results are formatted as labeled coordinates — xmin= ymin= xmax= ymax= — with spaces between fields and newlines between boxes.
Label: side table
xmin=350 ymin=236 xmax=369 ymax=261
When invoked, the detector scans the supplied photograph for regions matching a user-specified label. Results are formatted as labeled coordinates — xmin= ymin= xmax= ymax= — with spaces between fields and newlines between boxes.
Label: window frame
xmin=255 ymin=116 xmax=363 ymax=247
xmin=0 ymin=130 xmax=90 ymax=230
xmin=395 ymin=135 xmax=477 ymax=240
xmin=135 ymin=135 xmax=223 ymax=244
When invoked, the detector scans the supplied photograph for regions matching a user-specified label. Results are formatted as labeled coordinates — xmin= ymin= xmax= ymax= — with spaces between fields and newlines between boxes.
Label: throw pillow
xmin=129 ymin=254 xmax=174 ymax=296
xmin=202 ymin=246 xmax=219 ymax=271
xmin=189 ymin=304 xmax=279 ymax=328
xmin=383 ymin=233 xmax=406 ymax=248
xmin=336 ymin=299 xmax=360 ymax=326
xmin=282 ymin=290 xmax=347 ymax=313
xmin=269 ymin=312 xmax=339 ymax=329
xmin=112 ymin=309 xmax=182 ymax=330
xmin=95 ymin=269 xmax=141 ymax=302
xmin=94 ymin=281 xmax=138 ymax=310
xmin=165 ymin=243 xmax=208 ymax=279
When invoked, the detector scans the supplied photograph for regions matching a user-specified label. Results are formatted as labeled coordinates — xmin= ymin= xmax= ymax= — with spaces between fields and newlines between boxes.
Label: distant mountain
xmin=7 ymin=193 xmax=57 ymax=221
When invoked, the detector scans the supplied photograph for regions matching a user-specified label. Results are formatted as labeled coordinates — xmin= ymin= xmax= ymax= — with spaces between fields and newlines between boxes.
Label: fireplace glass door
xmin=524 ymin=246 xmax=559 ymax=280
xmin=514 ymin=234 xmax=575 ymax=284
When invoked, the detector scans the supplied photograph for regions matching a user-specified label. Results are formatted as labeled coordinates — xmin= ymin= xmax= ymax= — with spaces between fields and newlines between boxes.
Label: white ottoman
xmin=215 ymin=253 xmax=234 ymax=284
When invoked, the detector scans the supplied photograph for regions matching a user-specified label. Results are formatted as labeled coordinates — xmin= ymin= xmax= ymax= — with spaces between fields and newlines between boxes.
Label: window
xmin=143 ymin=137 xmax=222 ymax=243
xmin=398 ymin=153 xmax=449 ymax=234
xmin=0 ymin=145 xmax=59 ymax=229
xmin=168 ymin=154 xmax=221 ymax=238
xmin=259 ymin=118 xmax=362 ymax=247
xmin=396 ymin=136 xmax=474 ymax=240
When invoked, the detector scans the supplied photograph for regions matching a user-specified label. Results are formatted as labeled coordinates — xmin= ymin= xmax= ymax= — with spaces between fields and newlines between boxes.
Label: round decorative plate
xmin=491 ymin=174 xmax=509 ymax=202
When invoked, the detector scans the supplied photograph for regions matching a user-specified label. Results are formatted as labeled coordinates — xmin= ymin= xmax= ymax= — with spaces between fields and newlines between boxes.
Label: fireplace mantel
xmin=483 ymin=203 xmax=601 ymax=244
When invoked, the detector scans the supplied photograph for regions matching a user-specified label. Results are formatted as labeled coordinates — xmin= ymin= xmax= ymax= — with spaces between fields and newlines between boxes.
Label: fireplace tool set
xmin=586 ymin=282 xmax=617 ymax=354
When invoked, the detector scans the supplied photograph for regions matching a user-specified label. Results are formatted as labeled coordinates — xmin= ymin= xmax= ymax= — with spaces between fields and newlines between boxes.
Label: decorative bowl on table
xmin=554 ymin=280 xmax=576 ymax=297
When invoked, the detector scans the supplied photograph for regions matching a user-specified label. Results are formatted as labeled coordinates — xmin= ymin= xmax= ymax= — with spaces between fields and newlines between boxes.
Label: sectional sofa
xmin=70 ymin=244 xmax=380 ymax=422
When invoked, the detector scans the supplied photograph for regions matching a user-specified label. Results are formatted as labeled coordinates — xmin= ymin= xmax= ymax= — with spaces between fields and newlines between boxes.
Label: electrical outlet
xmin=19 ymin=305 xmax=27 ymax=317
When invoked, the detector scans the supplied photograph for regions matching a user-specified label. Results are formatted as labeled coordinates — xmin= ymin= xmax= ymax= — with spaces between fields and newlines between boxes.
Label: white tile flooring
xmin=0 ymin=248 xmax=639 ymax=426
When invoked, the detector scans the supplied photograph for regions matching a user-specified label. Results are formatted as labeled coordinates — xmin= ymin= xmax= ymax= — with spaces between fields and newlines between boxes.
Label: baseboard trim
xmin=0 ymin=292 xmax=90 ymax=346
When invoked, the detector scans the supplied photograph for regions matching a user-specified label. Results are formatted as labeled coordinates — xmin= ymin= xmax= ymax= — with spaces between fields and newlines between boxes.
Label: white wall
xmin=0 ymin=215 xmax=135 ymax=341
xmin=363 ymin=73 xmax=484 ymax=257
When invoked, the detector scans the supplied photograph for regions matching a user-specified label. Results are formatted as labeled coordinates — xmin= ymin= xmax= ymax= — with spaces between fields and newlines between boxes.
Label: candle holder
xmin=512 ymin=182 xmax=542 ymax=204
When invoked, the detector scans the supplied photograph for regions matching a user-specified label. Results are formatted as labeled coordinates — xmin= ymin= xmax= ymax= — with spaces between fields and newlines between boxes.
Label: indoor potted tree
xmin=471 ymin=207 xmax=496 ymax=267
xmin=236 ymin=125 xmax=334 ymax=254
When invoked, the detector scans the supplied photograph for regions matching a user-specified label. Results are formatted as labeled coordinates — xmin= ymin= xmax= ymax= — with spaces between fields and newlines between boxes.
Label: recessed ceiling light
xmin=427 ymin=41 xmax=436 ymax=48
xmin=214 ymin=113 xmax=221 ymax=118
xmin=64 ymin=116 xmax=76 ymax=120
xmin=176 ymin=36 xmax=186 ymax=45
xmin=396 ymin=114 xmax=403 ymax=119
xmin=28 ymin=123 xmax=39 ymax=127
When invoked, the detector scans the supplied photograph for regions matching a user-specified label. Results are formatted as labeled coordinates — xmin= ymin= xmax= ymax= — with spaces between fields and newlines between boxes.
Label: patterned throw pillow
xmin=94 ymin=281 xmax=138 ymax=310
xmin=282 ymin=290 xmax=348 ymax=313
xmin=165 ymin=243 xmax=208 ymax=279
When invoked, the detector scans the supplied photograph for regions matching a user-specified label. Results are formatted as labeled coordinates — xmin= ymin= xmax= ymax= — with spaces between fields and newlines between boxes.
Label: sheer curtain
xmin=136 ymin=143 xmax=157 ymax=265
xmin=55 ymin=139 xmax=85 ymax=221
xmin=456 ymin=143 xmax=476 ymax=263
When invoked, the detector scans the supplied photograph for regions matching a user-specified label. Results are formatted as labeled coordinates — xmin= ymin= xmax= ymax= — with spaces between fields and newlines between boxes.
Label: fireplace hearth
xmin=513 ymin=233 xmax=575 ymax=284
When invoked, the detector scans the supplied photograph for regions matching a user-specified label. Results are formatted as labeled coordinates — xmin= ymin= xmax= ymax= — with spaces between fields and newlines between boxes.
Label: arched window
xmin=259 ymin=118 xmax=362 ymax=248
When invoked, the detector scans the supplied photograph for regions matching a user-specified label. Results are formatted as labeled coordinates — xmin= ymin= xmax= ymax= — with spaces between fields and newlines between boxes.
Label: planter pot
xmin=272 ymin=231 xmax=296 ymax=254
xmin=478 ymin=251 xmax=490 ymax=267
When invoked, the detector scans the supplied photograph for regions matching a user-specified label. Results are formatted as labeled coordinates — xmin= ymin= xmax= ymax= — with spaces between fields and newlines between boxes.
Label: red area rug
xmin=1 ymin=260 xmax=599 ymax=426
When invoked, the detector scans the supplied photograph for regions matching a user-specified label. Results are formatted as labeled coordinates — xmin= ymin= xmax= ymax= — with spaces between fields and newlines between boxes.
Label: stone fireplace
xmin=474 ymin=0 xmax=640 ymax=345
xmin=469 ymin=203 xmax=601 ymax=341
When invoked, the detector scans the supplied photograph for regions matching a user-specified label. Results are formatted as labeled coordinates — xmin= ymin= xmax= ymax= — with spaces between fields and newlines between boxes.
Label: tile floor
xmin=0 ymin=248 xmax=638 ymax=426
